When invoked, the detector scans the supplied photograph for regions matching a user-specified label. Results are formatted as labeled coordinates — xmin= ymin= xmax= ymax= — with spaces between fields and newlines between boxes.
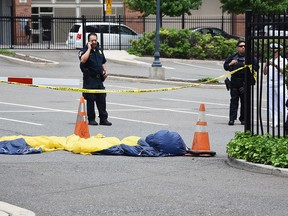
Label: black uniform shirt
xmin=224 ymin=52 xmax=245 ymax=77
xmin=79 ymin=45 xmax=107 ymax=89
xmin=224 ymin=52 xmax=258 ymax=88
xmin=223 ymin=52 xmax=246 ymax=88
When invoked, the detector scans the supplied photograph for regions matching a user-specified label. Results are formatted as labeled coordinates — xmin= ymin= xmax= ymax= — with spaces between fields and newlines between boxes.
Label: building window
xmin=19 ymin=0 xmax=27 ymax=3
xmin=40 ymin=8 xmax=53 ymax=13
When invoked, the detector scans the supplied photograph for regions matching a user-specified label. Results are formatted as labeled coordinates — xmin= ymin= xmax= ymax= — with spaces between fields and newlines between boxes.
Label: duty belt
xmin=95 ymin=73 xmax=105 ymax=82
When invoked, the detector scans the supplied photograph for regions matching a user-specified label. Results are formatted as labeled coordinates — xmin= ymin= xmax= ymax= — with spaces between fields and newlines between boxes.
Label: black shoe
xmin=228 ymin=120 xmax=234 ymax=125
xmin=100 ymin=119 xmax=112 ymax=126
xmin=88 ymin=120 xmax=98 ymax=126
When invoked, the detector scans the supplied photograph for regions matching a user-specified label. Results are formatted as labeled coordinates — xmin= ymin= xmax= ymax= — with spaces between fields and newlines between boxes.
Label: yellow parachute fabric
xmin=0 ymin=134 xmax=141 ymax=155
xmin=67 ymin=135 xmax=122 ymax=155
xmin=25 ymin=136 xmax=66 ymax=152
xmin=0 ymin=135 xmax=66 ymax=152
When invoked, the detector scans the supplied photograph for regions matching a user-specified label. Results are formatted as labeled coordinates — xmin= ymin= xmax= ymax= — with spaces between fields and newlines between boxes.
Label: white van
xmin=66 ymin=22 xmax=141 ymax=49
xmin=257 ymin=25 xmax=288 ymax=36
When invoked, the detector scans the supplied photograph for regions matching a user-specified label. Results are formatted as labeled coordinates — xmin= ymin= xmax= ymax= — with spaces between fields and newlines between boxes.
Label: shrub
xmin=0 ymin=49 xmax=15 ymax=55
xmin=128 ymin=28 xmax=238 ymax=60
xmin=227 ymin=131 xmax=288 ymax=168
xmin=198 ymin=77 xmax=219 ymax=83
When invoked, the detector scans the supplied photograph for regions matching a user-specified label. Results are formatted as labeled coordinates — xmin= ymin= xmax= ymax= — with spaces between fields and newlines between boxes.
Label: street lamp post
xmin=101 ymin=0 xmax=106 ymax=49
xmin=102 ymin=0 xmax=106 ymax=22
xmin=152 ymin=0 xmax=162 ymax=67
xmin=149 ymin=0 xmax=165 ymax=80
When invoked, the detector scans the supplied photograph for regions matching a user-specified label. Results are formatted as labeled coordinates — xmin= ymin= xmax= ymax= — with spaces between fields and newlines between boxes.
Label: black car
xmin=191 ymin=27 xmax=243 ymax=40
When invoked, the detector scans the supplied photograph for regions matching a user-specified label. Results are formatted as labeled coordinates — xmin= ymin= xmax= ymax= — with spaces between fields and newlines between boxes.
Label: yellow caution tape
xmin=247 ymin=65 xmax=258 ymax=81
xmin=0 ymin=65 xmax=256 ymax=94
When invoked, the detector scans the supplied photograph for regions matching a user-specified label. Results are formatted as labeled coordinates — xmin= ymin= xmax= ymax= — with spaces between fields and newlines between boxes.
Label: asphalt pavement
xmin=0 ymin=49 xmax=288 ymax=215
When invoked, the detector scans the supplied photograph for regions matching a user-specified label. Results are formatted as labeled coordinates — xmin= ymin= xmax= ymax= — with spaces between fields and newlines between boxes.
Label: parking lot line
xmin=0 ymin=117 xmax=43 ymax=126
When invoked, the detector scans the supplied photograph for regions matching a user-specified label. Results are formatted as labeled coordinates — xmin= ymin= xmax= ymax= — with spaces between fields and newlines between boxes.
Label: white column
xmin=76 ymin=0 xmax=80 ymax=17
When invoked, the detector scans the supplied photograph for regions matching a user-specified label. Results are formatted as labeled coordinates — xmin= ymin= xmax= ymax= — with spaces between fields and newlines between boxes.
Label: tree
xmin=220 ymin=0 xmax=288 ymax=14
xmin=124 ymin=0 xmax=202 ymax=17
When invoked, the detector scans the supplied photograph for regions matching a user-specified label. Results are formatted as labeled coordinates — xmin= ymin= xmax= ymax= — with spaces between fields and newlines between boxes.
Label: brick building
xmin=2 ymin=0 xmax=241 ymax=26
xmin=0 ymin=0 xmax=244 ymax=46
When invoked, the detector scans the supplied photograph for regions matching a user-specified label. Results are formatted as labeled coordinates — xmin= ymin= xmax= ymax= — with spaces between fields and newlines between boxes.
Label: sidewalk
xmin=0 ymin=202 xmax=35 ymax=216
xmin=0 ymin=49 xmax=226 ymax=88
xmin=93 ymin=50 xmax=226 ymax=88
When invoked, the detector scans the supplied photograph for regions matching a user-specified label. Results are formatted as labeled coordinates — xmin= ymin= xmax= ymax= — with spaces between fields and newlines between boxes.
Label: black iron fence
xmin=246 ymin=11 xmax=288 ymax=137
xmin=0 ymin=15 xmax=241 ymax=50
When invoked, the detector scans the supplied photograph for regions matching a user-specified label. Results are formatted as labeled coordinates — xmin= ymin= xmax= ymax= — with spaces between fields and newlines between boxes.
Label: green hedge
xmin=128 ymin=28 xmax=238 ymax=60
xmin=129 ymin=29 xmax=288 ymax=61
xmin=227 ymin=131 xmax=288 ymax=168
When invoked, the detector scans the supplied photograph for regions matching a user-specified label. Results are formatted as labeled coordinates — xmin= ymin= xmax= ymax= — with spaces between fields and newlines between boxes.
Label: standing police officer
xmin=78 ymin=33 xmax=112 ymax=126
xmin=224 ymin=40 xmax=246 ymax=126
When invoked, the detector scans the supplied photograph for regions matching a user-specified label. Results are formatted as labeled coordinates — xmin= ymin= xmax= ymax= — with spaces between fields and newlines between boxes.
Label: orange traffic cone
xmin=74 ymin=96 xmax=90 ymax=139
xmin=187 ymin=104 xmax=216 ymax=157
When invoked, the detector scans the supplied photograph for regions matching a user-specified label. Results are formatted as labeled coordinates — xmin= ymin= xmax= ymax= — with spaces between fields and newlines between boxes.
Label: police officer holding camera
xmin=78 ymin=33 xmax=112 ymax=126
xmin=223 ymin=40 xmax=247 ymax=126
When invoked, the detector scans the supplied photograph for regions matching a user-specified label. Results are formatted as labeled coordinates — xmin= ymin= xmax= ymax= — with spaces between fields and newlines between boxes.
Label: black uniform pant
xmin=229 ymin=87 xmax=244 ymax=122
xmin=83 ymin=93 xmax=108 ymax=122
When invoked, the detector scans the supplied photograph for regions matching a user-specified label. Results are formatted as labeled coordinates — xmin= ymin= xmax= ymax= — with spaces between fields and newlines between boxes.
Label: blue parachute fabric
xmin=92 ymin=145 xmax=124 ymax=155
xmin=94 ymin=138 xmax=159 ymax=156
xmin=117 ymin=131 xmax=187 ymax=157
xmin=0 ymin=138 xmax=42 ymax=155
xmin=145 ymin=130 xmax=187 ymax=156
xmin=120 ymin=138 xmax=160 ymax=157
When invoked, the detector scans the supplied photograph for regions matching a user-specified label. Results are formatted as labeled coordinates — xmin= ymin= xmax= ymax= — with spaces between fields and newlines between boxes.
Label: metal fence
xmin=246 ymin=11 xmax=288 ymax=137
xmin=0 ymin=15 xmax=240 ymax=50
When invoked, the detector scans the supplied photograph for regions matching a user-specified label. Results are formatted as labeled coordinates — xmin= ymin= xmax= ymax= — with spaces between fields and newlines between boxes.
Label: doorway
xmin=31 ymin=7 xmax=53 ymax=44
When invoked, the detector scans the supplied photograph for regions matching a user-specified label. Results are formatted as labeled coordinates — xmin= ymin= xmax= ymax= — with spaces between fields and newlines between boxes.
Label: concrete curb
xmin=107 ymin=57 xmax=151 ymax=68
xmin=106 ymin=55 xmax=226 ymax=88
xmin=0 ymin=53 xmax=59 ymax=67
xmin=109 ymin=74 xmax=225 ymax=89
xmin=226 ymin=157 xmax=288 ymax=177
xmin=107 ymin=56 xmax=224 ymax=68
xmin=0 ymin=202 xmax=35 ymax=216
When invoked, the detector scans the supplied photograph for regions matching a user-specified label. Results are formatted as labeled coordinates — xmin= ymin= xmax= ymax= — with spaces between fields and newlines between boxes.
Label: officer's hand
xmin=103 ymin=70 xmax=108 ymax=78
xmin=229 ymin=59 xmax=238 ymax=66
xmin=87 ymin=42 xmax=92 ymax=50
